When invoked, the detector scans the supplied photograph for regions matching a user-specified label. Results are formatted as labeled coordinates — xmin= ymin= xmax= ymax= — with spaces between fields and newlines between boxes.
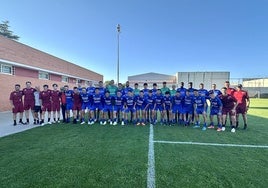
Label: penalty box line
xmin=154 ymin=140 xmax=268 ymax=149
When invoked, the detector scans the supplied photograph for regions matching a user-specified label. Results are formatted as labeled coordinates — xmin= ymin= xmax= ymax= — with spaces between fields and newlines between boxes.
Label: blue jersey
xmin=103 ymin=95 xmax=113 ymax=106
xmin=65 ymin=90 xmax=74 ymax=103
xmin=194 ymin=96 xmax=206 ymax=108
xmin=210 ymin=97 xmax=222 ymax=110
xmin=209 ymin=89 xmax=222 ymax=97
xmin=188 ymin=88 xmax=195 ymax=97
xmin=177 ymin=87 xmax=187 ymax=97
xmin=124 ymin=96 xmax=135 ymax=108
xmin=98 ymin=87 xmax=106 ymax=96
xmin=145 ymin=95 xmax=155 ymax=110
xmin=114 ymin=96 xmax=124 ymax=107
xmin=80 ymin=93 xmax=90 ymax=103
xmin=123 ymin=87 xmax=133 ymax=95
xmin=198 ymin=89 xmax=209 ymax=99
xmin=92 ymin=94 xmax=102 ymax=105
xmin=154 ymin=94 xmax=163 ymax=106
xmin=87 ymin=86 xmax=95 ymax=96
xmin=142 ymin=89 xmax=150 ymax=97
xmin=173 ymin=95 xmax=184 ymax=107
xmin=152 ymin=89 xmax=158 ymax=96
xmin=184 ymin=95 xmax=194 ymax=109
xmin=163 ymin=96 xmax=172 ymax=109
xmin=135 ymin=95 xmax=146 ymax=109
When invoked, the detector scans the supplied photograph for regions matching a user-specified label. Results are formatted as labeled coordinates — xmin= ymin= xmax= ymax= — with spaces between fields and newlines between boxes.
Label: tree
xmin=0 ymin=20 xmax=19 ymax=40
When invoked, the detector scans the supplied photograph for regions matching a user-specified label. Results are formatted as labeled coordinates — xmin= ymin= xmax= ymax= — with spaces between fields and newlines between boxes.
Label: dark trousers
xmin=61 ymin=104 xmax=66 ymax=122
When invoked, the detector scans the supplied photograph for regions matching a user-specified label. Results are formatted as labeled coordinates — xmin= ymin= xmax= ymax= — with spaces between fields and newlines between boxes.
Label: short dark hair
xmin=43 ymin=84 xmax=48 ymax=88
xmin=15 ymin=84 xmax=20 ymax=87
xmin=52 ymin=83 xmax=58 ymax=87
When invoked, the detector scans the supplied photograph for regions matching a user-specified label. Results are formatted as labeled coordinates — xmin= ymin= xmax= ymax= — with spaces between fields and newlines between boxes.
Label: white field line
xmin=153 ymin=140 xmax=268 ymax=148
xmin=147 ymin=124 xmax=155 ymax=188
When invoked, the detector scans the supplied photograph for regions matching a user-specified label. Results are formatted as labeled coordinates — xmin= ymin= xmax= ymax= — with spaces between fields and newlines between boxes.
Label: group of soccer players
xmin=9 ymin=79 xmax=250 ymax=132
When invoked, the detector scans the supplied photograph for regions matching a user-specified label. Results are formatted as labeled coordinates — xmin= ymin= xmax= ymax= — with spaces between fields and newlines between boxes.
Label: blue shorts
xmin=145 ymin=105 xmax=154 ymax=111
xmin=164 ymin=105 xmax=171 ymax=111
xmin=66 ymin=102 xmax=73 ymax=111
xmin=103 ymin=105 xmax=113 ymax=112
xmin=114 ymin=106 xmax=123 ymax=112
xmin=172 ymin=106 xmax=183 ymax=114
xmin=210 ymin=108 xmax=221 ymax=116
xmin=136 ymin=105 xmax=146 ymax=111
xmin=125 ymin=107 xmax=136 ymax=113
xmin=196 ymin=108 xmax=206 ymax=114
xmin=183 ymin=107 xmax=193 ymax=114
xmin=90 ymin=104 xmax=103 ymax=111
xmin=82 ymin=102 xmax=90 ymax=110
xmin=154 ymin=105 xmax=163 ymax=112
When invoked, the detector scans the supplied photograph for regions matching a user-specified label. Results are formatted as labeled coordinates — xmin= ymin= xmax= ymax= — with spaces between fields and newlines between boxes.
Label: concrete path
xmin=0 ymin=111 xmax=41 ymax=138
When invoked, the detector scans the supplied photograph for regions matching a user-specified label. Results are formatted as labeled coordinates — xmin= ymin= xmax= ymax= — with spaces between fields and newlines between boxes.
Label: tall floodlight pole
xmin=117 ymin=24 xmax=121 ymax=85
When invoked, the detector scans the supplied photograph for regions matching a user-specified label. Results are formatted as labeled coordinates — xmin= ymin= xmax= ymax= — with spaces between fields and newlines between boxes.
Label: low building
xmin=128 ymin=72 xmax=176 ymax=89
xmin=0 ymin=35 xmax=103 ymax=112
xmin=176 ymin=72 xmax=230 ymax=89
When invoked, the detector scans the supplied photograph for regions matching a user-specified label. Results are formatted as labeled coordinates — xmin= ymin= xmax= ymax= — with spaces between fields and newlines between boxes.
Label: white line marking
xmin=147 ymin=124 xmax=155 ymax=188
xmin=154 ymin=141 xmax=268 ymax=148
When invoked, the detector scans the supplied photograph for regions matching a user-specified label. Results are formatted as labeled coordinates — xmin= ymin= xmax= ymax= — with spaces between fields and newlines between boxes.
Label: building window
xmin=62 ymin=76 xmax=69 ymax=83
xmin=0 ymin=64 xmax=13 ymax=75
xmin=39 ymin=71 xmax=50 ymax=80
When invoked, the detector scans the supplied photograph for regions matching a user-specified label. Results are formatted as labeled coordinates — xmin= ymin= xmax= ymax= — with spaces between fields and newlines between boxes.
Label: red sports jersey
xmin=220 ymin=94 xmax=237 ymax=110
xmin=51 ymin=90 xmax=61 ymax=103
xmin=10 ymin=91 xmax=24 ymax=105
xmin=226 ymin=87 xmax=235 ymax=96
xmin=233 ymin=90 xmax=249 ymax=105
xmin=40 ymin=90 xmax=52 ymax=104
xmin=73 ymin=92 xmax=82 ymax=106
xmin=23 ymin=88 xmax=36 ymax=101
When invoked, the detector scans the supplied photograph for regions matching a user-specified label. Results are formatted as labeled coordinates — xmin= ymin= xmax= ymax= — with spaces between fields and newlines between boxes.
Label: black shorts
xmin=34 ymin=106 xmax=42 ymax=113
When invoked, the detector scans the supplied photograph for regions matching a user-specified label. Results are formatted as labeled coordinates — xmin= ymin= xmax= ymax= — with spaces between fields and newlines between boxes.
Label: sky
xmin=1 ymin=0 xmax=268 ymax=83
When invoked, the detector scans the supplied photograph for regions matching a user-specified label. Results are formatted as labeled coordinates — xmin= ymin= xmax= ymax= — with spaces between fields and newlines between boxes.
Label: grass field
xmin=0 ymin=99 xmax=267 ymax=187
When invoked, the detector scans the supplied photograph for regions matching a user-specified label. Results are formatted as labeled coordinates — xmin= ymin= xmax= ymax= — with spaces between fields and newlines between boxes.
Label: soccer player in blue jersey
xmin=135 ymin=90 xmax=147 ymax=126
xmin=142 ymin=83 xmax=149 ymax=97
xmin=209 ymin=83 xmax=222 ymax=97
xmin=193 ymin=89 xmax=207 ymax=130
xmin=152 ymin=83 xmax=158 ymax=96
xmin=183 ymin=90 xmax=195 ymax=126
xmin=187 ymin=82 xmax=195 ymax=97
xmin=113 ymin=91 xmax=125 ymax=125
xmin=64 ymin=85 xmax=74 ymax=123
xmin=101 ymin=91 xmax=114 ymax=125
xmin=198 ymin=83 xmax=209 ymax=99
xmin=98 ymin=81 xmax=106 ymax=96
xmin=80 ymin=87 xmax=91 ymax=125
xmin=123 ymin=81 xmax=133 ymax=95
xmin=89 ymin=88 xmax=103 ymax=125
xmin=208 ymin=91 xmax=223 ymax=131
xmin=153 ymin=89 xmax=164 ymax=124
xmin=177 ymin=82 xmax=187 ymax=97
xmin=144 ymin=90 xmax=155 ymax=125
xmin=86 ymin=81 xmax=95 ymax=96
xmin=124 ymin=91 xmax=136 ymax=125
xmin=163 ymin=91 xmax=172 ymax=125
xmin=172 ymin=91 xmax=184 ymax=125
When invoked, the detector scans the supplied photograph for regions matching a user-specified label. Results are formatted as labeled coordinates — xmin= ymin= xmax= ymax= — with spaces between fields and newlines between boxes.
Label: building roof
xmin=0 ymin=35 xmax=102 ymax=81
xmin=128 ymin=72 xmax=175 ymax=80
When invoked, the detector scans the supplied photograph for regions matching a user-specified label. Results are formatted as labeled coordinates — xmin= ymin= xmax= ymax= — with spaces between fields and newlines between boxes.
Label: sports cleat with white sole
xmin=222 ymin=127 xmax=226 ymax=131
xmin=121 ymin=121 xmax=125 ymax=126
xmin=81 ymin=121 xmax=85 ymax=125
xmin=113 ymin=122 xmax=117 ymax=126
xmin=103 ymin=121 xmax=107 ymax=125
xmin=231 ymin=128 xmax=236 ymax=133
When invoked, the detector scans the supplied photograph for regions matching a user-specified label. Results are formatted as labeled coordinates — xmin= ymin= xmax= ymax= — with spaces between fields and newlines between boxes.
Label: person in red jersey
xmin=39 ymin=84 xmax=52 ymax=126
xmin=51 ymin=83 xmax=61 ymax=123
xmin=72 ymin=87 xmax=82 ymax=124
xmin=224 ymin=81 xmax=235 ymax=96
xmin=220 ymin=87 xmax=238 ymax=133
xmin=22 ymin=81 xmax=36 ymax=124
xmin=10 ymin=84 xmax=26 ymax=126
xmin=233 ymin=84 xmax=250 ymax=130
